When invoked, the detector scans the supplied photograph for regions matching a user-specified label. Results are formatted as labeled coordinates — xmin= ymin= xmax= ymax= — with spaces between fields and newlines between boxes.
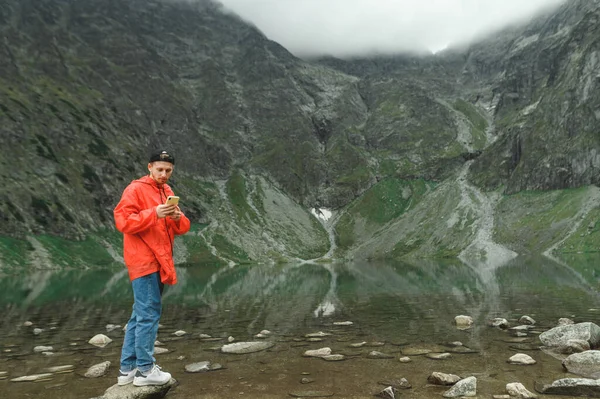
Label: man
xmin=113 ymin=150 xmax=190 ymax=386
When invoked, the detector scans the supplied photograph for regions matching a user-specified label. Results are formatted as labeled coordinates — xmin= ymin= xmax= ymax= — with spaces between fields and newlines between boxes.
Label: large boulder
xmin=443 ymin=376 xmax=476 ymax=398
xmin=562 ymin=351 xmax=600 ymax=378
xmin=535 ymin=378 xmax=600 ymax=397
xmin=539 ymin=323 xmax=600 ymax=348
xmin=90 ymin=378 xmax=177 ymax=399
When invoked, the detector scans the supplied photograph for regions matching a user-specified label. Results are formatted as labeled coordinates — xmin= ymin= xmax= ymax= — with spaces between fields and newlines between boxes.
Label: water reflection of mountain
xmin=2 ymin=256 xmax=600 ymax=340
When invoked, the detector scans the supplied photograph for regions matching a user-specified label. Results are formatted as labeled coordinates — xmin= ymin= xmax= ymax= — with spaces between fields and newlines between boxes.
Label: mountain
xmin=1 ymin=0 xmax=600 ymax=268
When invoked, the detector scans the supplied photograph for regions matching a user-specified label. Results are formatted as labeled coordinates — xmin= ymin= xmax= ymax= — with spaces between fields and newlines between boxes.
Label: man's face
xmin=148 ymin=161 xmax=174 ymax=185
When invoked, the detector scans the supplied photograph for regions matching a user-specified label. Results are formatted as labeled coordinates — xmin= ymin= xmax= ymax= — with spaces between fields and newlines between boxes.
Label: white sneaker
xmin=117 ymin=368 xmax=136 ymax=385
xmin=133 ymin=364 xmax=171 ymax=386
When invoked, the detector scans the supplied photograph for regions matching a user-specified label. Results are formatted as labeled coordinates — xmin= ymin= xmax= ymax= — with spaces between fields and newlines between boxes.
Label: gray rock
xmin=558 ymin=318 xmax=575 ymax=326
xmin=375 ymin=386 xmax=398 ymax=398
xmin=378 ymin=378 xmax=412 ymax=389
xmin=557 ymin=339 xmax=591 ymax=354
xmin=490 ymin=318 xmax=509 ymax=328
xmin=535 ymin=378 xmax=600 ymax=397
xmin=401 ymin=347 xmax=431 ymax=356
xmin=304 ymin=348 xmax=331 ymax=357
xmin=367 ymin=351 xmax=394 ymax=359
xmin=221 ymin=341 xmax=274 ymax=354
xmin=185 ymin=361 xmax=210 ymax=373
xmin=90 ymin=378 xmax=177 ymax=399
xmin=89 ymin=334 xmax=113 ymax=348
xmin=539 ymin=322 xmax=600 ymax=348
xmin=508 ymin=353 xmax=536 ymax=365
xmin=349 ymin=342 xmax=367 ymax=348
xmin=85 ymin=361 xmax=111 ymax=378
xmin=321 ymin=354 xmax=345 ymax=361
xmin=301 ymin=377 xmax=315 ymax=384
xmin=10 ymin=373 xmax=53 ymax=382
xmin=506 ymin=382 xmax=537 ymax=398
xmin=333 ymin=321 xmax=353 ymax=326
xmin=43 ymin=365 xmax=75 ymax=373
xmin=427 ymin=352 xmax=452 ymax=360
xmin=304 ymin=332 xmax=332 ymax=338
xmin=519 ymin=316 xmax=536 ymax=325
xmin=455 ymin=315 xmax=473 ymax=329
xmin=443 ymin=376 xmax=477 ymax=398
xmin=428 ymin=372 xmax=461 ymax=386
xmin=289 ymin=391 xmax=334 ymax=398
xmin=562 ymin=350 xmax=600 ymax=378
xmin=33 ymin=345 xmax=53 ymax=353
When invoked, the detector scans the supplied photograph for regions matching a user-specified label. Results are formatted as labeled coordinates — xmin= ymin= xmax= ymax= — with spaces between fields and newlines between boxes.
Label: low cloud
xmin=219 ymin=0 xmax=567 ymax=57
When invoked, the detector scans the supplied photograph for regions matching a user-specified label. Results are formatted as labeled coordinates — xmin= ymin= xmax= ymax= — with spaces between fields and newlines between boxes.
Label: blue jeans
xmin=120 ymin=272 xmax=163 ymax=373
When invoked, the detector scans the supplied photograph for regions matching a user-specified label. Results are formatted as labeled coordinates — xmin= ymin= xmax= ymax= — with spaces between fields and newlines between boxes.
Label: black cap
xmin=149 ymin=150 xmax=175 ymax=164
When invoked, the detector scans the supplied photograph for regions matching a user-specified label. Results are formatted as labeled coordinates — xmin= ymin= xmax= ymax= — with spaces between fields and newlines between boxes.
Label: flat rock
xmin=349 ymin=342 xmax=367 ymax=348
xmin=367 ymin=351 xmax=394 ymax=359
xmin=90 ymin=378 xmax=177 ymax=399
xmin=508 ymin=353 xmax=536 ymax=365
xmin=427 ymin=352 xmax=452 ymax=360
xmin=289 ymin=391 xmax=334 ymax=397
xmin=401 ymin=348 xmax=431 ymax=356
xmin=221 ymin=341 xmax=274 ymax=354
xmin=535 ymin=378 xmax=600 ymax=397
xmin=185 ymin=361 xmax=210 ymax=373
xmin=304 ymin=348 xmax=331 ymax=357
xmin=322 ymin=354 xmax=345 ymax=361
xmin=33 ymin=346 xmax=53 ymax=353
xmin=11 ymin=373 xmax=53 ymax=382
xmin=448 ymin=346 xmax=479 ymax=354
xmin=305 ymin=332 xmax=332 ymax=338
xmin=44 ymin=364 xmax=75 ymax=374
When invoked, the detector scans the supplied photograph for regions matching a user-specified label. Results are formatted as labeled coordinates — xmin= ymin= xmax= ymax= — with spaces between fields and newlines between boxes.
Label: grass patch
xmin=335 ymin=178 xmax=432 ymax=250
xmin=453 ymin=99 xmax=488 ymax=132
xmin=226 ymin=172 xmax=259 ymax=225
xmin=35 ymin=235 xmax=117 ymax=267
xmin=0 ymin=236 xmax=34 ymax=268
xmin=211 ymin=234 xmax=251 ymax=264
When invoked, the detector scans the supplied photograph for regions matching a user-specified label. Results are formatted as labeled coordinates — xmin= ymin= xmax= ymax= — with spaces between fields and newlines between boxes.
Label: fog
xmin=219 ymin=0 xmax=567 ymax=57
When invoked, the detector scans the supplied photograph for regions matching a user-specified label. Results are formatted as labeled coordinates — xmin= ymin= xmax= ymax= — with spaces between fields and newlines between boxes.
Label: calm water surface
xmin=2 ymin=255 xmax=600 ymax=398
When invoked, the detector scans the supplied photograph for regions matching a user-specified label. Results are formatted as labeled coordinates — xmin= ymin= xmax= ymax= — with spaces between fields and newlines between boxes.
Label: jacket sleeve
xmin=168 ymin=211 xmax=191 ymax=235
xmin=114 ymin=186 xmax=158 ymax=235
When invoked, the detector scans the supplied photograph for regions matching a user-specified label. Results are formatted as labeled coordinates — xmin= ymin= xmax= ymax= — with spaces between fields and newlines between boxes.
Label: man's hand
xmin=156 ymin=204 xmax=176 ymax=218
xmin=169 ymin=209 xmax=182 ymax=221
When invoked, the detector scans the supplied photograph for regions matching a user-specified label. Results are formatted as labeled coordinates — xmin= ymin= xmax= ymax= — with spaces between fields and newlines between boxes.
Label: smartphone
xmin=165 ymin=196 xmax=180 ymax=206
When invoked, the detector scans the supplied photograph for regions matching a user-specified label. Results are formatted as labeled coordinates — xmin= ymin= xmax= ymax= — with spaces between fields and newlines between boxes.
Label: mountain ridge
xmin=2 ymin=0 xmax=600 ymax=267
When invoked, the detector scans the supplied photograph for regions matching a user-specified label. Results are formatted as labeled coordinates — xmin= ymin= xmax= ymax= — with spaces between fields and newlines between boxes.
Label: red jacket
xmin=114 ymin=175 xmax=191 ymax=284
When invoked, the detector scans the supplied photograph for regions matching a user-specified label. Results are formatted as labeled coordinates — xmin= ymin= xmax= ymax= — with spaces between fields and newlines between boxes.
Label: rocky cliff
xmin=1 ymin=0 xmax=599 ymax=268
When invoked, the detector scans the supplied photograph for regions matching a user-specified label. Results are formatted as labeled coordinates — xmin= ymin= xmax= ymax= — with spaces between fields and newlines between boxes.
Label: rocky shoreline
xmin=7 ymin=315 xmax=600 ymax=398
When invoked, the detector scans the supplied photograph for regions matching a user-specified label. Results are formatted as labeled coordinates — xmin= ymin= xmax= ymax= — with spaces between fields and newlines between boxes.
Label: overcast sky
xmin=218 ymin=0 xmax=566 ymax=57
